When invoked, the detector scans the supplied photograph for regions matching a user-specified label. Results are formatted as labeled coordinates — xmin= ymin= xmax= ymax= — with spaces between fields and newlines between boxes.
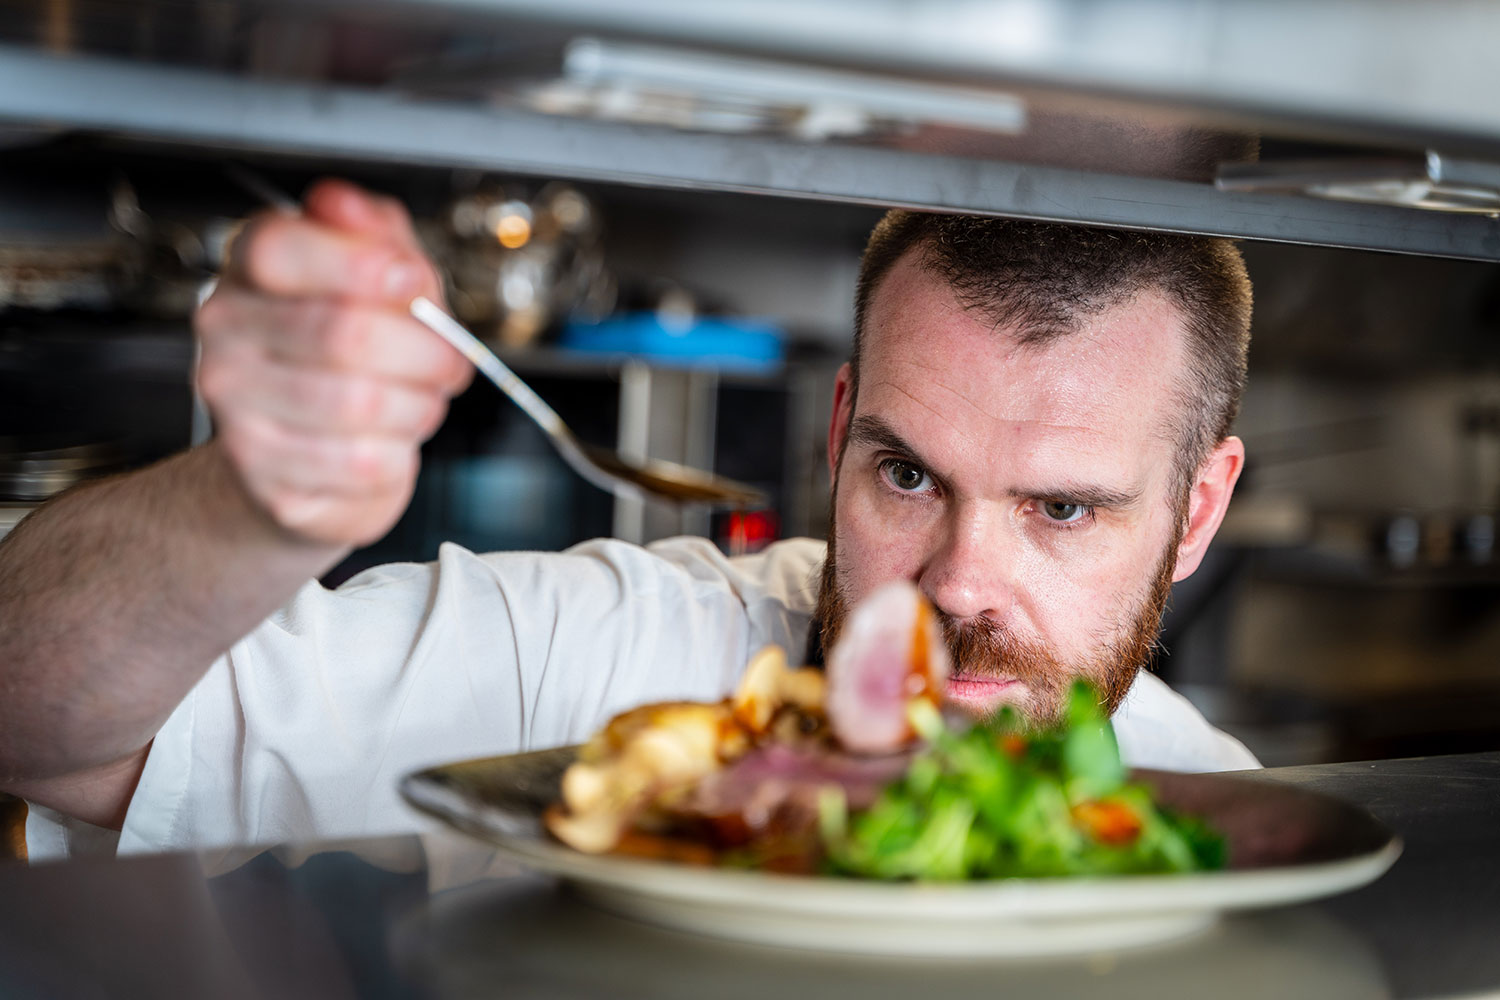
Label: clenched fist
xmin=195 ymin=180 xmax=472 ymax=547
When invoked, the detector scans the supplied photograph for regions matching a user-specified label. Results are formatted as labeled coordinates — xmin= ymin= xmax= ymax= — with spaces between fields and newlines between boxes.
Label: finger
xmin=302 ymin=179 xmax=427 ymax=255
xmin=222 ymin=414 xmax=420 ymax=498
xmin=301 ymin=179 xmax=451 ymax=309
xmin=225 ymin=211 xmax=437 ymax=305
xmin=197 ymin=288 xmax=471 ymax=394
xmin=215 ymin=356 xmax=450 ymax=439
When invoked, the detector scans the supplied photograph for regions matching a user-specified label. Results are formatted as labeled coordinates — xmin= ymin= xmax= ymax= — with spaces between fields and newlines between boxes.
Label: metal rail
xmin=0 ymin=45 xmax=1497 ymax=260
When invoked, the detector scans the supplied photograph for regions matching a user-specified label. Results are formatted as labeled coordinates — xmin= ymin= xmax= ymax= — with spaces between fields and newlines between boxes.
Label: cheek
xmin=1018 ymin=529 xmax=1169 ymax=653
xmin=832 ymin=478 xmax=934 ymax=602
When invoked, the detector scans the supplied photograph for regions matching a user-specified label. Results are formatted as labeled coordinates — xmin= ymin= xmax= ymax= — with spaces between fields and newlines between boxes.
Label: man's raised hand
xmin=194 ymin=179 xmax=472 ymax=548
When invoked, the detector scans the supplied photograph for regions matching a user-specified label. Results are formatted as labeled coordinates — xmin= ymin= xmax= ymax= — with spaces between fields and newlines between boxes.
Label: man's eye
xmin=880 ymin=459 xmax=932 ymax=493
xmin=1040 ymin=500 xmax=1089 ymax=524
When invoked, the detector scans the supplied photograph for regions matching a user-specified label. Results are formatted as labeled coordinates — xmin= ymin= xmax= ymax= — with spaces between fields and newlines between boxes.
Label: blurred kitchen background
xmin=2 ymin=0 xmax=1499 ymax=768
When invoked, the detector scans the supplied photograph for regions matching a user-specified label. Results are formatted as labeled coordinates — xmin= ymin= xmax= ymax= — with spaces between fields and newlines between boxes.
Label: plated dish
xmin=401 ymin=582 xmax=1400 ymax=955
xmin=400 ymin=746 xmax=1400 ymax=956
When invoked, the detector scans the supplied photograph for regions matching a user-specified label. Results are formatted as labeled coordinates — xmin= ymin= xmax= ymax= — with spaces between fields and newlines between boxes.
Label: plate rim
xmin=399 ymin=747 xmax=1404 ymax=920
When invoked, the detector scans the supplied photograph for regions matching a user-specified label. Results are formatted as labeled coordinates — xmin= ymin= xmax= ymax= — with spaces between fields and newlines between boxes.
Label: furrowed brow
xmin=845 ymin=415 xmax=926 ymax=460
xmin=1022 ymin=482 xmax=1144 ymax=510
xmin=846 ymin=414 xmax=1142 ymax=509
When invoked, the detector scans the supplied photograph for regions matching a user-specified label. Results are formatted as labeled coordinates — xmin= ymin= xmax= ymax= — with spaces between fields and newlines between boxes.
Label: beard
xmin=812 ymin=519 xmax=1180 ymax=728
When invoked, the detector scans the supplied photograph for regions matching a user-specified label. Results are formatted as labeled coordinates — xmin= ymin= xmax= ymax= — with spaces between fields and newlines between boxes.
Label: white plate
xmin=401 ymin=747 xmax=1401 ymax=957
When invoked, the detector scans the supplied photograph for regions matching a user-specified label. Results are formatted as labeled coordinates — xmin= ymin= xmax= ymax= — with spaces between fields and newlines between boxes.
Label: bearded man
xmin=0 ymin=182 xmax=1257 ymax=862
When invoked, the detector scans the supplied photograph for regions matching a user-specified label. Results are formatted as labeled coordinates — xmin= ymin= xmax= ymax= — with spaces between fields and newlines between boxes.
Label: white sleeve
xmin=107 ymin=538 xmax=763 ymax=859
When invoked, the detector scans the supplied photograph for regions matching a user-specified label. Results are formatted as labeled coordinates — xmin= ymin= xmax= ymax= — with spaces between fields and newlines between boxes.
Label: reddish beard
xmin=812 ymin=525 xmax=1180 ymax=727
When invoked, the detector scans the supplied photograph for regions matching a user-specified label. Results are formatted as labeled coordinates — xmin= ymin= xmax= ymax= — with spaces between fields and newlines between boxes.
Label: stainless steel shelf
xmin=370 ymin=0 xmax=1500 ymax=149
xmin=1 ymin=45 xmax=1498 ymax=261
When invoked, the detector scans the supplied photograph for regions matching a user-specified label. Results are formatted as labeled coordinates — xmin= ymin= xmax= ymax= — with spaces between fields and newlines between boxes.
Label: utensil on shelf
xmin=226 ymin=167 xmax=766 ymax=508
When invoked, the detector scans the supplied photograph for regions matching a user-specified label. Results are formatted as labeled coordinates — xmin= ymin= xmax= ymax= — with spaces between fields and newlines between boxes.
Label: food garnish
xmin=818 ymin=689 xmax=1224 ymax=879
xmin=545 ymin=581 xmax=1224 ymax=878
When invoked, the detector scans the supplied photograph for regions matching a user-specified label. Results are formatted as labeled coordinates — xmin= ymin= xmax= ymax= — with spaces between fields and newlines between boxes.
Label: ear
xmin=827 ymin=363 xmax=855 ymax=483
xmin=1172 ymin=436 xmax=1245 ymax=582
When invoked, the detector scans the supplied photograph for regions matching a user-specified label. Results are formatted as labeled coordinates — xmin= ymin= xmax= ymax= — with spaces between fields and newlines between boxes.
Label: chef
xmin=0 ymin=180 xmax=1257 ymax=860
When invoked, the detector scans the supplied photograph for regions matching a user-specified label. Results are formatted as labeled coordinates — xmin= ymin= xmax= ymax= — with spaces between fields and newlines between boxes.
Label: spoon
xmin=227 ymin=167 xmax=767 ymax=508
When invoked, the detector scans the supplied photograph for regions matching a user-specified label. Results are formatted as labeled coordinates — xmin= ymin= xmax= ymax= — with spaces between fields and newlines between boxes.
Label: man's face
xmin=819 ymin=248 xmax=1194 ymax=725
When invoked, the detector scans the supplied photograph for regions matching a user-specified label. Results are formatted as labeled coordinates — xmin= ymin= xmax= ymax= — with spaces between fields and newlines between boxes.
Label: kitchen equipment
xmin=0 ymin=437 xmax=124 ymax=502
xmin=228 ymin=168 xmax=766 ymax=508
xmin=436 ymin=181 xmax=614 ymax=347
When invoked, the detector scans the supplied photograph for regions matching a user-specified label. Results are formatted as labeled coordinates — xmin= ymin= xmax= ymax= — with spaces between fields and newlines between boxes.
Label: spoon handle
xmin=409 ymin=297 xmax=564 ymax=438
xmin=408 ymin=297 xmax=631 ymax=498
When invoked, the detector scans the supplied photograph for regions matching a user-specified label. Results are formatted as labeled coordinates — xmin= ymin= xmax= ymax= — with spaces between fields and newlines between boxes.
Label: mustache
xmin=938 ymin=613 xmax=1062 ymax=689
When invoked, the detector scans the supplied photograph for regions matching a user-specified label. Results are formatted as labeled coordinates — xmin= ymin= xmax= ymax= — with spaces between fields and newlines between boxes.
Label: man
xmin=0 ymin=181 xmax=1255 ymax=861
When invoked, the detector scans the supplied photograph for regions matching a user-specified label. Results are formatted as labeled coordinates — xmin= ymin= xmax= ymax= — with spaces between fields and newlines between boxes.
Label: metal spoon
xmin=227 ymin=167 xmax=766 ymax=508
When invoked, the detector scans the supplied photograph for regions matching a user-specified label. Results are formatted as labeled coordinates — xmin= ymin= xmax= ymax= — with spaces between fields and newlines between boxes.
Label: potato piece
xmin=551 ymin=701 xmax=740 ymax=853
xmin=778 ymin=667 xmax=826 ymax=711
xmin=732 ymin=645 xmax=788 ymax=735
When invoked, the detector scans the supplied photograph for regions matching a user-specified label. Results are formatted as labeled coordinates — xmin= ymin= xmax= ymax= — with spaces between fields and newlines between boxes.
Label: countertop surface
xmin=2 ymin=752 xmax=1497 ymax=1000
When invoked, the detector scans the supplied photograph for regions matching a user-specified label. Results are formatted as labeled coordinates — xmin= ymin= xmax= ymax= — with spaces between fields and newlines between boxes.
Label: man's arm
xmin=0 ymin=180 xmax=470 ymax=827
xmin=0 ymin=444 xmax=344 ymax=825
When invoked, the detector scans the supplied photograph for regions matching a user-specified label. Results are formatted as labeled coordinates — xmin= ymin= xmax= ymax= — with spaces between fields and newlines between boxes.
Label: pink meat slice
xmin=680 ymin=743 xmax=912 ymax=831
xmin=826 ymin=581 xmax=951 ymax=753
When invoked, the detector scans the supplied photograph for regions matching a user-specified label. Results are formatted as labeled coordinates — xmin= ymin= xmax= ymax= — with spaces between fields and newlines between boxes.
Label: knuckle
xmin=419 ymin=394 xmax=449 ymax=438
xmin=263 ymin=490 xmax=314 ymax=533
xmin=284 ymin=369 xmax=326 ymax=419
xmin=192 ymin=293 xmax=229 ymax=340
xmin=415 ymin=257 xmax=444 ymax=297
xmin=376 ymin=194 xmax=409 ymax=224
xmin=395 ymin=445 xmax=421 ymax=485
xmin=435 ymin=350 xmax=472 ymax=396
xmin=239 ymin=215 xmax=291 ymax=291
xmin=350 ymin=246 xmax=399 ymax=299
xmin=341 ymin=378 xmax=385 ymax=428
xmin=218 ymin=419 xmax=269 ymax=474
xmin=345 ymin=437 xmax=392 ymax=486
xmin=194 ymin=357 xmax=230 ymax=404
xmin=451 ymin=359 xmax=475 ymax=394
xmin=322 ymin=307 xmax=372 ymax=367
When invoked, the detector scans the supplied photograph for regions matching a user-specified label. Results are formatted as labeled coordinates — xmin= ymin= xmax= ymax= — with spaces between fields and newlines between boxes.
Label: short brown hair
xmin=852 ymin=211 xmax=1253 ymax=493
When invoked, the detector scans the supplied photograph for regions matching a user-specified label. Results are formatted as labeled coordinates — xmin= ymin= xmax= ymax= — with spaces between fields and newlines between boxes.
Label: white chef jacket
xmin=26 ymin=536 xmax=1258 ymax=863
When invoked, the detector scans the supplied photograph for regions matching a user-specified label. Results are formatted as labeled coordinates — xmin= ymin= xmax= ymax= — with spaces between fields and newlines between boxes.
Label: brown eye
xmin=1041 ymin=500 xmax=1086 ymax=524
xmin=881 ymin=459 xmax=931 ymax=493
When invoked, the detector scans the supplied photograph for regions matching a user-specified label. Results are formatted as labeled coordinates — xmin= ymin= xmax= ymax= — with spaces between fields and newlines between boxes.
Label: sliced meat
xmin=825 ymin=581 xmax=950 ymax=753
xmin=671 ymin=742 xmax=913 ymax=845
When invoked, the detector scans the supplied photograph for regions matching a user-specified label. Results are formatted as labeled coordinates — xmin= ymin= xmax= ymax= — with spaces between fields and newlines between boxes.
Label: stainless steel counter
xmin=2 ymin=753 xmax=1497 ymax=999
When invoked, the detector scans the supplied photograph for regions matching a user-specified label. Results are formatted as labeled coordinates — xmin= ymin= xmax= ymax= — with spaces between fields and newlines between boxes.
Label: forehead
xmin=858 ymin=248 xmax=1188 ymax=479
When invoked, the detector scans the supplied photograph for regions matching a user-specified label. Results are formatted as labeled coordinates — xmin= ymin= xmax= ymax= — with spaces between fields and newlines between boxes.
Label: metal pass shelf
xmin=0 ymin=0 xmax=1498 ymax=260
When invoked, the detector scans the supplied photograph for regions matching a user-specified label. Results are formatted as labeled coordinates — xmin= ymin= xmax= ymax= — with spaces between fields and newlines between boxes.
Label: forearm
xmin=0 ymin=442 xmax=345 ymax=784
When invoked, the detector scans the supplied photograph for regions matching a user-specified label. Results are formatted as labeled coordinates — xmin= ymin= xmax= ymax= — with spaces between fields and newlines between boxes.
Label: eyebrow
xmin=844 ymin=414 xmax=1144 ymax=510
xmin=845 ymin=415 xmax=923 ymax=460
xmin=1024 ymin=482 xmax=1144 ymax=510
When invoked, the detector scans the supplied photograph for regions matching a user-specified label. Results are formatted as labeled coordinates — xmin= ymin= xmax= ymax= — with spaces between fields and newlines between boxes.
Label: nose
xmin=917 ymin=502 xmax=1016 ymax=624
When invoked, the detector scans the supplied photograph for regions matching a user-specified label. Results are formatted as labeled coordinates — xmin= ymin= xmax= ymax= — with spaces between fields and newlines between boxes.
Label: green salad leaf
xmin=820 ymin=680 xmax=1226 ymax=880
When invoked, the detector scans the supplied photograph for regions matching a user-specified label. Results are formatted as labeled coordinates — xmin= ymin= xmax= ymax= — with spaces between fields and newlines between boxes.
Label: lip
xmin=944 ymin=676 xmax=1026 ymax=717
